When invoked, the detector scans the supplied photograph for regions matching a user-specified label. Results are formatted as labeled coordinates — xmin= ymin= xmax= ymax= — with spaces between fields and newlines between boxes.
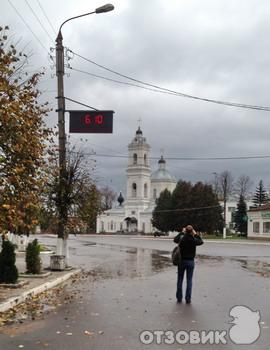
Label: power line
xmin=69 ymin=66 xmax=183 ymax=98
xmin=70 ymin=151 xmax=270 ymax=161
xmin=24 ymin=0 xmax=54 ymax=43
xmin=8 ymin=0 xmax=48 ymax=54
xmin=154 ymin=205 xmax=220 ymax=213
xmin=69 ymin=49 xmax=270 ymax=112
xmin=68 ymin=147 xmax=230 ymax=174
xmin=35 ymin=0 xmax=57 ymax=35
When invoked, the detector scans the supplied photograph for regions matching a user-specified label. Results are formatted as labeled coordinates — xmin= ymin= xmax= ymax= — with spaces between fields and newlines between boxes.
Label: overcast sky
xmin=3 ymin=0 xmax=270 ymax=196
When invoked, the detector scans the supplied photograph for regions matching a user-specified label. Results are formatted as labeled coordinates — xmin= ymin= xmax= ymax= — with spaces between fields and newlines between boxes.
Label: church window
xmin=133 ymin=153 xmax=137 ymax=165
xmin=144 ymin=154 xmax=147 ymax=165
xmin=132 ymin=183 xmax=137 ymax=197
xmin=153 ymin=188 xmax=157 ymax=199
xmin=144 ymin=183 xmax=148 ymax=198
xmin=110 ymin=221 xmax=114 ymax=230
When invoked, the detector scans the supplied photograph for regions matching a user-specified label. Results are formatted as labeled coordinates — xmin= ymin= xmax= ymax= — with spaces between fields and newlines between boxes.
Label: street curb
xmin=0 ymin=268 xmax=81 ymax=313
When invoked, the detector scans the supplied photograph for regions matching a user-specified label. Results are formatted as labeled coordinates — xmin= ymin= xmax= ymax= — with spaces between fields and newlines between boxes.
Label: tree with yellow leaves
xmin=0 ymin=26 xmax=52 ymax=235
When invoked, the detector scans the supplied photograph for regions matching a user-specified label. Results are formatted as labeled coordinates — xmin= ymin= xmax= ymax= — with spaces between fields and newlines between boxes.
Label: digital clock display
xmin=69 ymin=110 xmax=114 ymax=133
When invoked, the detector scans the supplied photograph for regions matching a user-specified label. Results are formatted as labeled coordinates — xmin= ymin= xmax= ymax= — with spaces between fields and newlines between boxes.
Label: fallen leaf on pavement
xmin=84 ymin=330 xmax=95 ymax=336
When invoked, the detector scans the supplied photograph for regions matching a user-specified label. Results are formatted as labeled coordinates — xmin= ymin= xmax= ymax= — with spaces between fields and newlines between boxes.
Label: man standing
xmin=174 ymin=225 xmax=203 ymax=304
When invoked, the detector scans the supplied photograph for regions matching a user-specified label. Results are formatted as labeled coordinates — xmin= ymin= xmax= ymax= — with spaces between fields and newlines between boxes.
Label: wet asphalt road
xmin=0 ymin=235 xmax=270 ymax=350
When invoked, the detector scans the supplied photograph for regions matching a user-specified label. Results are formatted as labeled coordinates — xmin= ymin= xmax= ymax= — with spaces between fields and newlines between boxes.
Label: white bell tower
xmin=126 ymin=127 xmax=151 ymax=209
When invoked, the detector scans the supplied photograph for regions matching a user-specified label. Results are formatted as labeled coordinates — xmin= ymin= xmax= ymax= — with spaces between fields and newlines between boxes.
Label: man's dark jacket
xmin=174 ymin=232 xmax=203 ymax=260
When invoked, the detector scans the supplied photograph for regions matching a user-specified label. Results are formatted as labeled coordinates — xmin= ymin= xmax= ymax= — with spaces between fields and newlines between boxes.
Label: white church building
xmin=96 ymin=127 xmax=177 ymax=234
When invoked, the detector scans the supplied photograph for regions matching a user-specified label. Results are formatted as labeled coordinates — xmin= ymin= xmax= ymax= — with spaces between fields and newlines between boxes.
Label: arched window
xmin=133 ymin=153 xmax=137 ymax=165
xmin=110 ymin=221 xmax=114 ymax=230
xmin=144 ymin=154 xmax=147 ymax=166
xmin=153 ymin=188 xmax=157 ymax=199
xmin=144 ymin=183 xmax=148 ymax=198
xmin=132 ymin=183 xmax=137 ymax=197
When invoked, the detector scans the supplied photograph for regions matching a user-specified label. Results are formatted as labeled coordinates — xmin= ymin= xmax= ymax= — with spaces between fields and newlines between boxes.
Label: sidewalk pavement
xmin=0 ymin=251 xmax=80 ymax=313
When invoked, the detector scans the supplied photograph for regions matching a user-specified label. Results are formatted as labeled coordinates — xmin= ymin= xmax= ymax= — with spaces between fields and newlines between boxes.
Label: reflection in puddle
xmin=85 ymin=244 xmax=270 ymax=280
xmin=198 ymin=254 xmax=270 ymax=278
xmin=86 ymin=246 xmax=172 ymax=280
xmin=197 ymin=254 xmax=224 ymax=263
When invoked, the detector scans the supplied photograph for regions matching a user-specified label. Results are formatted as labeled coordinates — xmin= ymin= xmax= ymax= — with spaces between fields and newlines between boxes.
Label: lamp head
xmin=95 ymin=3 xmax=114 ymax=14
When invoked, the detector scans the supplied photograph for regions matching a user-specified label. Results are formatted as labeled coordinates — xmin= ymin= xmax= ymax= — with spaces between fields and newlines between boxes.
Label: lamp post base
xmin=56 ymin=237 xmax=69 ymax=267
xmin=50 ymin=255 xmax=66 ymax=271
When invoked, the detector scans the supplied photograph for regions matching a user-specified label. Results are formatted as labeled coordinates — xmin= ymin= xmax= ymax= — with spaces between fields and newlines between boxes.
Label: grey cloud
xmin=3 ymin=0 xmax=270 ymax=194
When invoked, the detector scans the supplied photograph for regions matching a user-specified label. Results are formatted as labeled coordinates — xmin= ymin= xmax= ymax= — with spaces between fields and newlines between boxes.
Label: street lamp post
xmin=55 ymin=4 xmax=114 ymax=266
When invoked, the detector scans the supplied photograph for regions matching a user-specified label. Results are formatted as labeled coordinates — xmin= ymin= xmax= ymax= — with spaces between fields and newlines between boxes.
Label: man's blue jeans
xmin=176 ymin=259 xmax=195 ymax=302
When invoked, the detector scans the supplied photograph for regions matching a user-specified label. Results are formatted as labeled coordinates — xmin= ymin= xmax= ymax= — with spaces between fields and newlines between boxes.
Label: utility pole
xmin=56 ymin=29 xmax=66 ymax=242
xmin=52 ymin=4 xmax=114 ymax=269
xmin=223 ymin=176 xmax=227 ymax=239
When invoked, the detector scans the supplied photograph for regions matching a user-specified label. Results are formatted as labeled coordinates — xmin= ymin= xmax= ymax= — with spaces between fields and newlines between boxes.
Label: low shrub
xmin=26 ymin=239 xmax=42 ymax=274
xmin=0 ymin=240 xmax=18 ymax=284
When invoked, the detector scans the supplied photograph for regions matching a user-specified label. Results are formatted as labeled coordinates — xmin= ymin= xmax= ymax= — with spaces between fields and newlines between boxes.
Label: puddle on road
xmin=82 ymin=243 xmax=270 ymax=280
xmin=82 ymin=242 xmax=97 ymax=247
xmin=85 ymin=246 xmax=172 ymax=281
xmin=197 ymin=254 xmax=270 ymax=278
xmin=236 ymin=259 xmax=270 ymax=278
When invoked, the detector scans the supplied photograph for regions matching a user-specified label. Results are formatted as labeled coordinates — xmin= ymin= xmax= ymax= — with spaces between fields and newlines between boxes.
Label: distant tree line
xmin=213 ymin=171 xmax=250 ymax=236
xmin=153 ymin=173 xmax=270 ymax=237
xmin=212 ymin=172 xmax=269 ymax=236
xmin=152 ymin=180 xmax=223 ymax=234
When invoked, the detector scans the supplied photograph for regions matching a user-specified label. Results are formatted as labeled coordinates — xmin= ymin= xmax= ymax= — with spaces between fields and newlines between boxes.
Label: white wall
xmin=247 ymin=210 xmax=270 ymax=238
xmin=151 ymin=181 xmax=176 ymax=200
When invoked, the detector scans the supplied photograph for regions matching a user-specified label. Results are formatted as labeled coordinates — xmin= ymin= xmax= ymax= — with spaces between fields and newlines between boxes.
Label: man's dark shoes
xmin=186 ymin=299 xmax=191 ymax=304
xmin=177 ymin=299 xmax=182 ymax=303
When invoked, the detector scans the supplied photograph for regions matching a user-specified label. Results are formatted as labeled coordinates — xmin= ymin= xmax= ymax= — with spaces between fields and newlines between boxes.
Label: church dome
xmin=151 ymin=169 xmax=176 ymax=182
xmin=151 ymin=156 xmax=176 ymax=182
xmin=158 ymin=155 xmax=166 ymax=164
xmin=136 ymin=126 xmax=143 ymax=135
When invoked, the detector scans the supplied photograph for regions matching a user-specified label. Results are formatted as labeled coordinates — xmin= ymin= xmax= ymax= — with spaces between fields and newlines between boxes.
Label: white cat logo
xmin=229 ymin=305 xmax=261 ymax=344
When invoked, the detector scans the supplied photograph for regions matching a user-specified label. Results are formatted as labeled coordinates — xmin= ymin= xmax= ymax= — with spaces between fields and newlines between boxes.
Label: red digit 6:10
xmin=84 ymin=114 xmax=91 ymax=124
xmin=84 ymin=114 xmax=104 ymax=125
